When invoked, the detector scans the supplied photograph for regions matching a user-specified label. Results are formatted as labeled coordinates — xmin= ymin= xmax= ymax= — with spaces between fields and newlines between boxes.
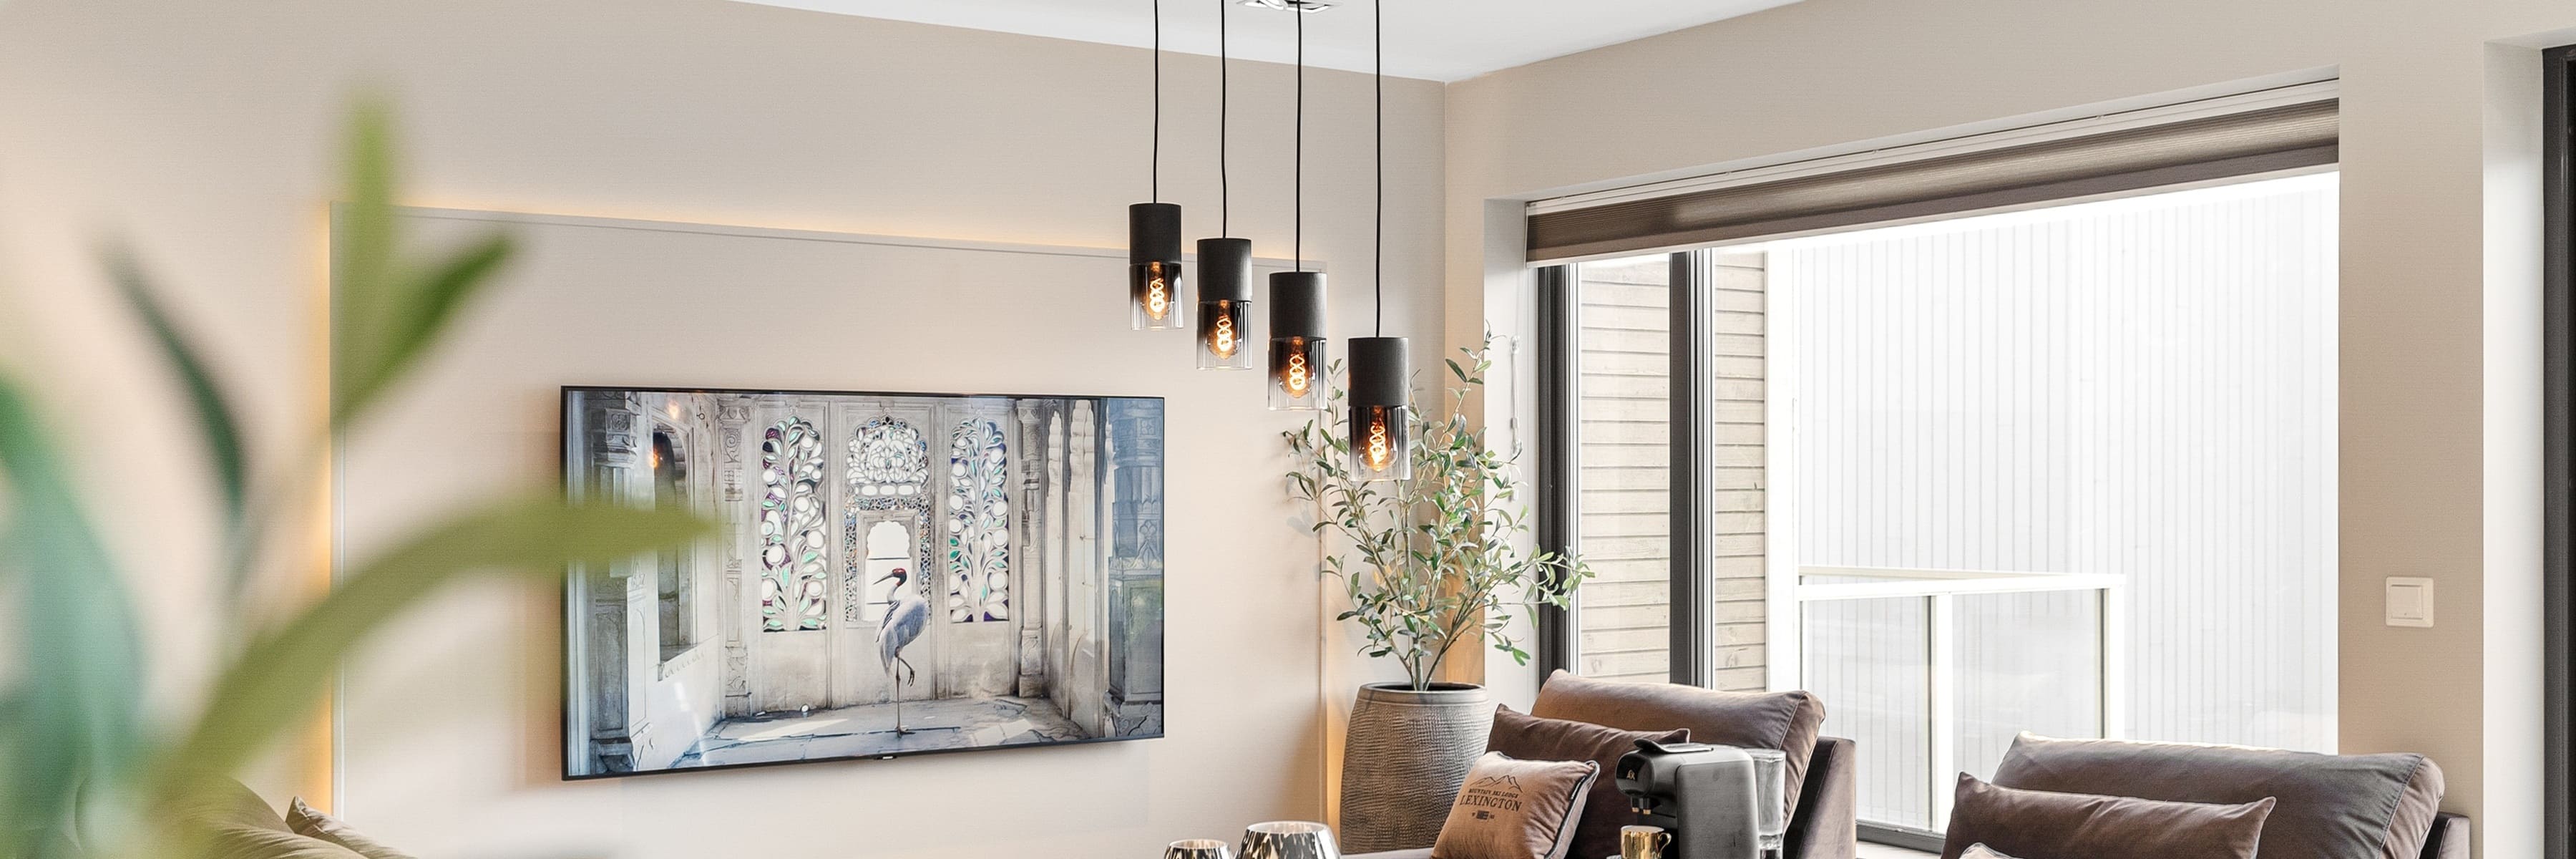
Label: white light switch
xmin=2384 ymin=577 xmax=2434 ymax=628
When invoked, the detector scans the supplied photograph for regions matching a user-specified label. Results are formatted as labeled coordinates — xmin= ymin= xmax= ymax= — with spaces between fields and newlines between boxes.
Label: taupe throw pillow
xmin=1485 ymin=705 xmax=1687 ymax=859
xmin=288 ymin=797 xmax=419 ymax=859
xmin=203 ymin=824 xmax=367 ymax=859
xmin=1940 ymin=774 xmax=2276 ymax=859
xmin=1430 ymin=752 xmax=1596 ymax=859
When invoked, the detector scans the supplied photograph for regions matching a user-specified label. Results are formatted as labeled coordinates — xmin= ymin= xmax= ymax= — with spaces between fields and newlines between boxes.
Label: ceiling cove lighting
xmin=1196 ymin=0 xmax=1254 ymax=370
xmin=1129 ymin=0 xmax=1186 ymax=331
xmin=1266 ymin=0 xmax=1328 ymax=402
xmin=1347 ymin=0 xmax=1407 ymax=481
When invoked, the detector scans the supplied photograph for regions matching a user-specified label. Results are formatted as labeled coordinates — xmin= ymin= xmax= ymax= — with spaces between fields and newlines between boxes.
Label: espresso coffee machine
xmin=1614 ymin=739 xmax=1762 ymax=859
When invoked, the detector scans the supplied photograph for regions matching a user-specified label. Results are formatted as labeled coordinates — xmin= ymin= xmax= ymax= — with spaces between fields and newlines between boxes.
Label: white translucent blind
xmin=1783 ymin=174 xmax=2341 ymax=822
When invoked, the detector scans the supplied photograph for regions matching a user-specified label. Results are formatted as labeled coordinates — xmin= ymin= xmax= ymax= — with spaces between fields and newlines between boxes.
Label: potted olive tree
xmin=1283 ymin=341 xmax=1592 ymax=853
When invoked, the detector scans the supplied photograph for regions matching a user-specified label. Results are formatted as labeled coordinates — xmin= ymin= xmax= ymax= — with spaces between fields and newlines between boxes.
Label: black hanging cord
xmin=1151 ymin=0 xmax=1162 ymax=203
xmin=1294 ymin=5 xmax=1304 ymax=272
xmin=1219 ymin=0 xmax=1229 ymax=236
xmin=1372 ymin=0 xmax=1384 ymax=336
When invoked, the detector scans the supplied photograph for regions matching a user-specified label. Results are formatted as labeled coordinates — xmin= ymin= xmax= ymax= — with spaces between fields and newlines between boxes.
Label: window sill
xmin=657 ymin=641 xmax=705 ymax=681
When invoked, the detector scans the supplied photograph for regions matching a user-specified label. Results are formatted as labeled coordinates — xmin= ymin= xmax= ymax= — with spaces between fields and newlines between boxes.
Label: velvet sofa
xmin=1350 ymin=671 xmax=1859 ymax=859
xmin=1953 ymin=733 xmax=2466 ymax=859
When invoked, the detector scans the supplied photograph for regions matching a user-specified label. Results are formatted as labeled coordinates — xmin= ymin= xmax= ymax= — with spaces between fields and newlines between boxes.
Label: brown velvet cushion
xmin=204 ymin=824 xmax=369 ymax=859
xmin=287 ymin=797 xmax=418 ymax=859
xmin=1528 ymin=671 xmax=1825 ymax=817
xmin=1940 ymin=774 xmax=2276 ymax=859
xmin=1430 ymin=752 xmax=1597 ymax=859
xmin=1485 ymin=704 xmax=1687 ymax=859
xmin=1990 ymin=733 xmax=2444 ymax=859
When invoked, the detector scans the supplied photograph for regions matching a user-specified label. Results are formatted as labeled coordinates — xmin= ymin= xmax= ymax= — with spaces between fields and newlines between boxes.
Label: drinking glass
xmin=1239 ymin=821 xmax=1340 ymax=859
xmin=1747 ymin=747 xmax=1790 ymax=858
xmin=1166 ymin=839 xmax=1235 ymax=859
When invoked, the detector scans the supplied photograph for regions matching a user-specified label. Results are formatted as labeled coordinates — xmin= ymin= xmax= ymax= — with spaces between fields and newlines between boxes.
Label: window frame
xmin=1536 ymin=250 xmax=1712 ymax=687
xmin=2544 ymin=42 xmax=2574 ymax=859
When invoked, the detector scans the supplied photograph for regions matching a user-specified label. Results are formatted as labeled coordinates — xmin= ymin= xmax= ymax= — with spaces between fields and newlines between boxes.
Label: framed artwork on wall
xmin=560 ymin=386 xmax=1165 ymax=778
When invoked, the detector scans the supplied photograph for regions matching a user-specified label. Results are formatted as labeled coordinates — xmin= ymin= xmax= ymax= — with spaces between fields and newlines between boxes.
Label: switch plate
xmin=2384 ymin=577 xmax=2434 ymax=628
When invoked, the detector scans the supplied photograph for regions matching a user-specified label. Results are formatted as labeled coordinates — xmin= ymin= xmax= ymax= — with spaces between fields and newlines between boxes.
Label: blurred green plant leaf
xmin=331 ymin=101 xmax=396 ymax=410
xmin=0 ymin=377 xmax=147 ymax=859
xmin=373 ymin=233 xmax=510 ymax=394
xmin=151 ymin=498 xmax=713 ymax=808
xmin=101 ymin=246 xmax=249 ymax=543
xmin=326 ymin=100 xmax=514 ymax=432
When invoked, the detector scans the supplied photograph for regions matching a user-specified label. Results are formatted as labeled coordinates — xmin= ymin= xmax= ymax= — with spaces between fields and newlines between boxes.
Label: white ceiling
xmin=728 ymin=0 xmax=1805 ymax=82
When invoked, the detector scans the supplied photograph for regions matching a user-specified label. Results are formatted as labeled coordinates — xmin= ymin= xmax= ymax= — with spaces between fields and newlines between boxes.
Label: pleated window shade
xmin=1526 ymin=97 xmax=2338 ymax=263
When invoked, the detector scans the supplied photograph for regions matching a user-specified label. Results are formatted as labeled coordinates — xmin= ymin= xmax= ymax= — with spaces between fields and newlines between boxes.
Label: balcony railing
xmin=1793 ymin=566 xmax=2127 ymax=836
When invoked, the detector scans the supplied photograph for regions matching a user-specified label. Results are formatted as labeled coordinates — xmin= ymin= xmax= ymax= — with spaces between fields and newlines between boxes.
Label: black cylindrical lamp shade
xmin=1268 ymin=271 xmax=1328 ymax=410
xmin=1346 ymin=336 xmax=1410 ymax=482
xmin=1130 ymin=203 xmax=1186 ymax=331
xmin=1195 ymin=238 xmax=1254 ymax=369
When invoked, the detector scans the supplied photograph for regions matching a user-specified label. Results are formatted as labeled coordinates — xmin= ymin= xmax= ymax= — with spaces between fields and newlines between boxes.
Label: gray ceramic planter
xmin=1336 ymin=682 xmax=1495 ymax=853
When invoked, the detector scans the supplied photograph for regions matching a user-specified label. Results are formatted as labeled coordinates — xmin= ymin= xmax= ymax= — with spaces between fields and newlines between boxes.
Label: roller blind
xmin=1526 ymin=96 xmax=2339 ymax=263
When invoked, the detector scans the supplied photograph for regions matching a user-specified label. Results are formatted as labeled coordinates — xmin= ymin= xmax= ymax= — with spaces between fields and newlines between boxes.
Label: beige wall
xmin=1444 ymin=1 xmax=2576 ymax=854
xmin=0 ymin=1 xmax=1440 ymax=856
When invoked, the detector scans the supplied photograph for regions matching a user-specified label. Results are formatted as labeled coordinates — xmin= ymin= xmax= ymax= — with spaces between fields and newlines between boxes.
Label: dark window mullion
xmin=1536 ymin=264 xmax=1578 ymax=678
xmin=2544 ymin=42 xmax=2573 ymax=859
xmin=1670 ymin=250 xmax=1711 ymax=687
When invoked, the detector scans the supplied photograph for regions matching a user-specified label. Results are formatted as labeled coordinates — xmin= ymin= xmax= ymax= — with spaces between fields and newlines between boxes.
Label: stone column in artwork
xmin=1048 ymin=407 xmax=1097 ymax=725
xmin=1065 ymin=399 xmax=1109 ymax=735
xmin=1013 ymin=401 xmax=1048 ymax=699
xmin=572 ymin=390 xmax=650 ymax=773
xmin=716 ymin=400 xmax=754 ymax=718
xmin=1105 ymin=399 xmax=1164 ymax=735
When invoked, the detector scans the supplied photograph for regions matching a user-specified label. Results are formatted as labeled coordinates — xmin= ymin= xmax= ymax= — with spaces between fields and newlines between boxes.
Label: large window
xmin=1540 ymin=166 xmax=2341 ymax=842
xmin=1777 ymin=175 xmax=2338 ymax=834
xmin=1568 ymin=254 xmax=1677 ymax=684
xmin=1558 ymin=253 xmax=1772 ymax=689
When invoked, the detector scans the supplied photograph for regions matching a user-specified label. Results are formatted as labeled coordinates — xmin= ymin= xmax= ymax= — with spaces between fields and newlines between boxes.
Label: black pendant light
xmin=1129 ymin=0 xmax=1186 ymax=331
xmin=1195 ymin=0 xmax=1253 ymax=369
xmin=1347 ymin=0 xmax=1407 ymax=481
xmin=1267 ymin=0 xmax=1328 ymax=404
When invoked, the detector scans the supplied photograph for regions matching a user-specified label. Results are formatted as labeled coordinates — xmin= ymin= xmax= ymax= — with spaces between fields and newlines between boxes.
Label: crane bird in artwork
xmin=874 ymin=567 xmax=927 ymax=688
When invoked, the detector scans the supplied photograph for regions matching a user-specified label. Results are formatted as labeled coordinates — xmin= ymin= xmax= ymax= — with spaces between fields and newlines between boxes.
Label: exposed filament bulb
xmin=1211 ymin=312 xmax=1238 ymax=357
xmin=1146 ymin=265 xmax=1171 ymax=319
xmin=1284 ymin=350 xmax=1312 ymax=397
xmin=1365 ymin=416 xmax=1393 ymax=470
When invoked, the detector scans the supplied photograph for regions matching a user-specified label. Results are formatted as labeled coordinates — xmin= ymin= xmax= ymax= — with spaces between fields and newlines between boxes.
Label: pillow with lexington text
xmin=1430 ymin=752 xmax=1599 ymax=859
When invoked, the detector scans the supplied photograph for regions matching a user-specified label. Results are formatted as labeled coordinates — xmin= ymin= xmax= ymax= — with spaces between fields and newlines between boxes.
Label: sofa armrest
xmin=2419 ymin=812 xmax=2469 ymax=859
xmin=1785 ymin=737 xmax=1858 ymax=859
